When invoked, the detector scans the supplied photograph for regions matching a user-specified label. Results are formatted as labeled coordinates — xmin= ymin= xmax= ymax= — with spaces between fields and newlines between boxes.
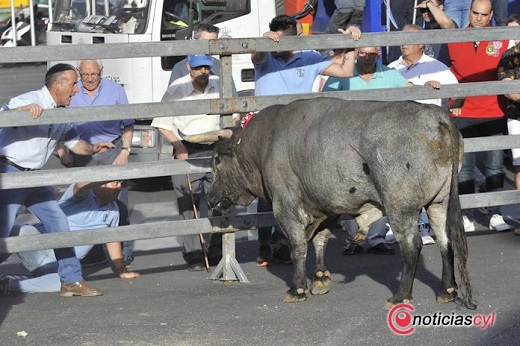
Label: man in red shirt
xmin=448 ymin=0 xmax=510 ymax=232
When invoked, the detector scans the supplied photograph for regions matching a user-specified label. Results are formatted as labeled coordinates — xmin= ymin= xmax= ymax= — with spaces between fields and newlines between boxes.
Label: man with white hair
xmin=388 ymin=24 xmax=458 ymax=107
xmin=59 ymin=59 xmax=135 ymax=266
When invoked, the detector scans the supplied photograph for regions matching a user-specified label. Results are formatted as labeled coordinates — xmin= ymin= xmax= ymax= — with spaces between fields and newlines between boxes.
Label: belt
xmin=181 ymin=141 xmax=215 ymax=151
xmin=0 ymin=156 xmax=38 ymax=171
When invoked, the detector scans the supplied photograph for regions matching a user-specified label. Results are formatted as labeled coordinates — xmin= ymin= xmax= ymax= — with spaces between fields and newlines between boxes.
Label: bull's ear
xmin=217 ymin=139 xmax=235 ymax=156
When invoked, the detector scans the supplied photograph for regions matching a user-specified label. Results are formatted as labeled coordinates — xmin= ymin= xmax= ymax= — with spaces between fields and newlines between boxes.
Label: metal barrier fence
xmin=1 ymin=27 xmax=520 ymax=281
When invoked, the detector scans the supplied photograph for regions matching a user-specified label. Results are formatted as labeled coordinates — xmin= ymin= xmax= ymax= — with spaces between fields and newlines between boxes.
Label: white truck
xmin=46 ymin=0 xmax=277 ymax=163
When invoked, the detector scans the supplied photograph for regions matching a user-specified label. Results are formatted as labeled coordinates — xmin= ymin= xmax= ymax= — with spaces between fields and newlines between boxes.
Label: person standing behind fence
xmin=443 ymin=0 xmax=472 ymax=28
xmin=0 ymin=63 xmax=115 ymax=297
xmin=492 ymin=0 xmax=509 ymax=26
xmin=386 ymin=0 xmax=425 ymax=63
xmin=251 ymin=14 xmax=361 ymax=265
xmin=151 ymin=54 xmax=224 ymax=271
xmin=167 ymin=23 xmax=240 ymax=126
xmin=326 ymin=1 xmax=366 ymax=34
xmin=448 ymin=0 xmax=511 ymax=232
xmin=388 ymin=24 xmax=459 ymax=244
xmin=388 ymin=24 xmax=459 ymax=107
xmin=1 ymin=181 xmax=141 ymax=295
xmin=497 ymin=14 xmax=520 ymax=235
xmin=168 ymin=23 xmax=220 ymax=87
xmin=322 ymin=46 xmax=412 ymax=255
xmin=58 ymin=59 xmax=135 ymax=267
xmin=414 ymin=0 xmax=457 ymax=66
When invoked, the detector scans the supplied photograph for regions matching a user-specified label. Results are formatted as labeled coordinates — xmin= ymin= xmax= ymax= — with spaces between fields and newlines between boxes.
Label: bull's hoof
xmin=284 ymin=288 xmax=307 ymax=303
xmin=384 ymin=298 xmax=412 ymax=311
xmin=436 ymin=289 xmax=458 ymax=304
xmin=310 ymin=270 xmax=332 ymax=295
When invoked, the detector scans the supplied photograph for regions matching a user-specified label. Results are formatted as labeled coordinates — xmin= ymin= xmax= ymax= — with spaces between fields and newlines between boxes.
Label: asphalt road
xmin=1 ymin=224 xmax=520 ymax=345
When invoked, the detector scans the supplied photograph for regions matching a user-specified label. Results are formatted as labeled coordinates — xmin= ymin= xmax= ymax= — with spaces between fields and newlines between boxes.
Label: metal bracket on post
xmin=207 ymin=51 xmax=249 ymax=283
xmin=209 ymin=232 xmax=249 ymax=283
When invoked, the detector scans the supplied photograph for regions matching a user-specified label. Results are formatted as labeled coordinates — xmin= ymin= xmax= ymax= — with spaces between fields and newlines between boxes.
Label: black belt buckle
xmin=0 ymin=156 xmax=36 ymax=171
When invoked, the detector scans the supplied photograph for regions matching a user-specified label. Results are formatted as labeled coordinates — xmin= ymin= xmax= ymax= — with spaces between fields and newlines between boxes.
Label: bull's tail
xmin=447 ymin=124 xmax=477 ymax=310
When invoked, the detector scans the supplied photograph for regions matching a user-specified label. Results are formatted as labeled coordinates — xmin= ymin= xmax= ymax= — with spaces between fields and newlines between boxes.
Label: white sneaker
xmin=419 ymin=223 xmax=435 ymax=245
xmin=463 ymin=215 xmax=476 ymax=233
xmin=385 ymin=224 xmax=396 ymax=244
xmin=489 ymin=214 xmax=512 ymax=232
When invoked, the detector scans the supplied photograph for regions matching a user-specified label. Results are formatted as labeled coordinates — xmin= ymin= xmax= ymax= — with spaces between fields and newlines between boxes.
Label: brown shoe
xmin=514 ymin=228 xmax=520 ymax=236
xmin=60 ymin=280 xmax=103 ymax=297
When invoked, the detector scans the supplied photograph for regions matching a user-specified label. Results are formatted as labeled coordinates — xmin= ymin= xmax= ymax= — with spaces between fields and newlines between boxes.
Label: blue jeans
xmin=453 ymin=117 xmax=506 ymax=195
xmin=343 ymin=215 xmax=389 ymax=247
xmin=443 ymin=0 xmax=472 ymax=28
xmin=0 ymin=162 xmax=83 ymax=284
xmin=492 ymin=0 xmax=509 ymax=26
xmin=10 ymin=224 xmax=93 ymax=293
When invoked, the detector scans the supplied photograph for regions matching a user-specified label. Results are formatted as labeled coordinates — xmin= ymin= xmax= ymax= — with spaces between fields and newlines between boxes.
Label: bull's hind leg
xmin=384 ymin=212 xmax=422 ymax=310
xmin=427 ymin=203 xmax=458 ymax=304
xmin=310 ymin=228 xmax=332 ymax=295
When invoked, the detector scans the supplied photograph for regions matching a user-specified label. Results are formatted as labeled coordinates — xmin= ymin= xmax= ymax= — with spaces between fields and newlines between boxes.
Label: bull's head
xmin=182 ymin=128 xmax=257 ymax=211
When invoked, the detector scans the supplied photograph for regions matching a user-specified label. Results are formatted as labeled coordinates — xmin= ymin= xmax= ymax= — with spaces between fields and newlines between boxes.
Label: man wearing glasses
xmin=58 ymin=59 xmax=135 ymax=267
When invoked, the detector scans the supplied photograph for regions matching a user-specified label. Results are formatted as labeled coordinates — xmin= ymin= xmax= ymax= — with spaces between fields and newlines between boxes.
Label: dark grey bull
xmin=184 ymin=97 xmax=475 ymax=309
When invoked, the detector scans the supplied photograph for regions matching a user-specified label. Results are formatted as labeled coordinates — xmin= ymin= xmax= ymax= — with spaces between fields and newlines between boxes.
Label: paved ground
xmin=1 ymin=211 xmax=520 ymax=345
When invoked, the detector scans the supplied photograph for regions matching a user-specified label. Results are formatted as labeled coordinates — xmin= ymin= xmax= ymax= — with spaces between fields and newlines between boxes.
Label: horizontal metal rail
xmin=0 ymin=213 xmax=278 ymax=254
xmin=0 ymin=27 xmax=516 ymax=63
xmin=2 ymin=81 xmax=520 ymax=127
xmin=2 ymin=135 xmax=520 ymax=190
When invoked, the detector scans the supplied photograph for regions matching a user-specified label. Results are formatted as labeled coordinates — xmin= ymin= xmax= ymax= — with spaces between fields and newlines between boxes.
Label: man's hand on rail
xmin=339 ymin=25 xmax=361 ymax=41
xmin=424 ymin=80 xmax=442 ymax=89
xmin=450 ymin=108 xmax=462 ymax=116
xmin=17 ymin=103 xmax=43 ymax=119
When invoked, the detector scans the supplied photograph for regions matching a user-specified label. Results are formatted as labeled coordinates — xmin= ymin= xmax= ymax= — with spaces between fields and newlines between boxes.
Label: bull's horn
xmin=180 ymin=129 xmax=233 ymax=143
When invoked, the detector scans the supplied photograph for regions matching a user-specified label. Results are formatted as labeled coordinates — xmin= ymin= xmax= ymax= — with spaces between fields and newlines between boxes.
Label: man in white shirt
xmin=152 ymin=55 xmax=224 ymax=271
xmin=388 ymin=24 xmax=459 ymax=107
xmin=0 ymin=63 xmax=114 ymax=296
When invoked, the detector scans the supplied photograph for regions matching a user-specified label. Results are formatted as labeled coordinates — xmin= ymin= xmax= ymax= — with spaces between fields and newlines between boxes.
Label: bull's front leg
xmin=310 ymin=228 xmax=332 ymax=296
xmin=275 ymin=219 xmax=309 ymax=303
xmin=283 ymin=234 xmax=308 ymax=303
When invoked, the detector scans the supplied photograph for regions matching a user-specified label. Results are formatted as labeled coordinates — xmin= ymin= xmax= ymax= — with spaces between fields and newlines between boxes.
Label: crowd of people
xmin=1 ymin=0 xmax=519 ymax=296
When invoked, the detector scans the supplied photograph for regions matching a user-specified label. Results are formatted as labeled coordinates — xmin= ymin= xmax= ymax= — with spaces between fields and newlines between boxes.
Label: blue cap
xmin=187 ymin=54 xmax=213 ymax=68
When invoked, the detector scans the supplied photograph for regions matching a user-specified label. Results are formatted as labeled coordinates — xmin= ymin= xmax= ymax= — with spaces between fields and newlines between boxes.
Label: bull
xmin=184 ymin=97 xmax=475 ymax=310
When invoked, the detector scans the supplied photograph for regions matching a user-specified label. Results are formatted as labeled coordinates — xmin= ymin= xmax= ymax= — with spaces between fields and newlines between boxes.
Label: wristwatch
xmin=122 ymin=147 xmax=132 ymax=153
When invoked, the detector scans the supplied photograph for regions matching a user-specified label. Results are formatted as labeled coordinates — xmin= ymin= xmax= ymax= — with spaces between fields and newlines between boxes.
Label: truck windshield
xmin=161 ymin=0 xmax=250 ymax=40
xmin=50 ymin=0 xmax=150 ymax=34
xmin=50 ymin=1 xmax=250 ymax=36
